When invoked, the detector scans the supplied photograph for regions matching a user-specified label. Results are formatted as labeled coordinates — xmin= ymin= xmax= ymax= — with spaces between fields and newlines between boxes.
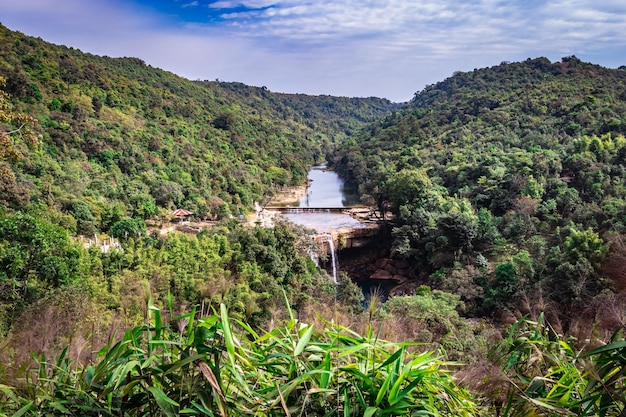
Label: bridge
xmin=260 ymin=205 xmax=382 ymax=251
xmin=264 ymin=206 xmax=358 ymax=214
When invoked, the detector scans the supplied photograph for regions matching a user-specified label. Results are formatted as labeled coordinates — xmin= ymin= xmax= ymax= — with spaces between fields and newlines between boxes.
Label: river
xmin=295 ymin=164 xmax=359 ymax=208
xmin=281 ymin=164 xmax=365 ymax=233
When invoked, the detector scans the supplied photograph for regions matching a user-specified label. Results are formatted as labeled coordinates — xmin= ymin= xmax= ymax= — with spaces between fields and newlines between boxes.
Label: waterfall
xmin=310 ymin=234 xmax=339 ymax=285
xmin=325 ymin=234 xmax=339 ymax=285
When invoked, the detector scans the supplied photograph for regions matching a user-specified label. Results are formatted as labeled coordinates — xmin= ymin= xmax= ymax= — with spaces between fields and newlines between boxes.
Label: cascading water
xmin=309 ymin=233 xmax=339 ymax=285
xmin=325 ymin=234 xmax=339 ymax=285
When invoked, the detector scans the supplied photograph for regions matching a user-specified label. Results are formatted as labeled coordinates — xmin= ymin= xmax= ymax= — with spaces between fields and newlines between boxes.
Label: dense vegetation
xmin=0 ymin=23 xmax=397 ymax=225
xmin=1 ymin=23 xmax=626 ymax=416
xmin=0 ymin=21 xmax=393 ymax=354
xmin=333 ymin=56 xmax=626 ymax=327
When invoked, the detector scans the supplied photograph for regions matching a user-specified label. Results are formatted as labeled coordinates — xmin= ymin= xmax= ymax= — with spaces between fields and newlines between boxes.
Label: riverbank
xmin=267 ymin=184 xmax=309 ymax=206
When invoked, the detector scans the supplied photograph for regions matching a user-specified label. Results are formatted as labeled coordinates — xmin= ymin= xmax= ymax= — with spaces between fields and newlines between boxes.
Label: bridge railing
xmin=265 ymin=207 xmax=348 ymax=213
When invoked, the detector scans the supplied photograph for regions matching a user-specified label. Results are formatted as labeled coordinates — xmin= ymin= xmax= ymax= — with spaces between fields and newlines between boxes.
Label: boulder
xmin=369 ymin=269 xmax=393 ymax=280
xmin=384 ymin=265 xmax=397 ymax=275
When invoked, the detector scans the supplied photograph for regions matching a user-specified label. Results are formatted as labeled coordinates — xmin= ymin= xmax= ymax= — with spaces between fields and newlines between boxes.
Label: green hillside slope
xmin=333 ymin=57 xmax=626 ymax=321
xmin=0 ymin=22 xmax=396 ymax=349
xmin=2 ymin=28 xmax=626 ymax=416
xmin=0 ymin=23 xmax=397 ymax=234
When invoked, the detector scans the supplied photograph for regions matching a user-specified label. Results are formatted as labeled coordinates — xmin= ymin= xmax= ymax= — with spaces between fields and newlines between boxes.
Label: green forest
xmin=1 ymin=23 xmax=626 ymax=416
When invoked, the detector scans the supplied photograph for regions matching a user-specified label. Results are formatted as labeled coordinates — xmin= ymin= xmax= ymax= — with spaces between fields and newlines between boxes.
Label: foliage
xmin=333 ymin=57 xmax=626 ymax=321
xmin=0 ymin=23 xmax=397 ymax=226
xmin=2 ymin=24 xmax=626 ymax=417
xmin=0 ymin=75 xmax=36 ymax=162
xmin=482 ymin=314 xmax=626 ymax=416
xmin=109 ymin=218 xmax=146 ymax=240
xmin=379 ymin=287 xmax=482 ymax=360
xmin=0 ymin=212 xmax=82 ymax=305
xmin=0 ymin=302 xmax=479 ymax=416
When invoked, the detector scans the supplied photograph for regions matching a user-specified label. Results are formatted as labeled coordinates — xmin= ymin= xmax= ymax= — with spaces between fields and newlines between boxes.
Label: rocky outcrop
xmin=368 ymin=257 xmax=414 ymax=283
xmin=333 ymin=224 xmax=381 ymax=249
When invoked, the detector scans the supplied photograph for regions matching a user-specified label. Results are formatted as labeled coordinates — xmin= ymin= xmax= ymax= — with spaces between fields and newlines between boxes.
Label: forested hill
xmin=0 ymin=23 xmax=397 ymax=234
xmin=5 ymin=25 xmax=626 ymax=416
xmin=333 ymin=56 xmax=626 ymax=321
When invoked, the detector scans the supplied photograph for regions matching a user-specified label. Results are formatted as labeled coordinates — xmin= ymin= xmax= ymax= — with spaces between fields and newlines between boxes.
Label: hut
xmin=170 ymin=208 xmax=193 ymax=223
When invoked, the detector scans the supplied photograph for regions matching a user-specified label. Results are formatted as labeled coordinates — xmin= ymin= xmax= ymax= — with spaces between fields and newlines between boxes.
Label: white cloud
xmin=209 ymin=0 xmax=277 ymax=9
xmin=0 ymin=0 xmax=625 ymax=101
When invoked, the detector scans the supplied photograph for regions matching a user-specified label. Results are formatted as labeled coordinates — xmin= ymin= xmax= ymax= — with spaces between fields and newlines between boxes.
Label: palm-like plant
xmin=3 ymin=296 xmax=479 ymax=416
xmin=219 ymin=303 xmax=478 ymax=416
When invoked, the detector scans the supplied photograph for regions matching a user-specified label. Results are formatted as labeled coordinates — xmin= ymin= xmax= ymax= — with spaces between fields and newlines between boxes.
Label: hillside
xmin=333 ymin=57 xmax=626 ymax=324
xmin=0 ymin=23 xmax=396 ymax=365
xmin=0 ymin=23 xmax=397 ymax=234
xmin=2 ymin=26 xmax=626 ymax=415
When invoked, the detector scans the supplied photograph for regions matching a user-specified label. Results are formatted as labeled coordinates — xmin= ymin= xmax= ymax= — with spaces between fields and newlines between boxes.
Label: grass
xmin=0 ymin=295 xmax=479 ymax=416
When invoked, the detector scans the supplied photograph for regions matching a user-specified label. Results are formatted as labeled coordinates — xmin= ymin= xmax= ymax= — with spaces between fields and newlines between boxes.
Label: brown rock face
xmin=369 ymin=269 xmax=393 ymax=280
xmin=375 ymin=258 xmax=390 ymax=269
xmin=384 ymin=264 xmax=397 ymax=275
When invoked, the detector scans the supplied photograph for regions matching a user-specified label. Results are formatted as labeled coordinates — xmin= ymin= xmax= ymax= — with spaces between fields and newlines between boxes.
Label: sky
xmin=0 ymin=0 xmax=625 ymax=102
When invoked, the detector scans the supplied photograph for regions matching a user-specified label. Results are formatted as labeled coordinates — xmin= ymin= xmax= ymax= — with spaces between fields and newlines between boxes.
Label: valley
xmin=1 ymin=23 xmax=626 ymax=416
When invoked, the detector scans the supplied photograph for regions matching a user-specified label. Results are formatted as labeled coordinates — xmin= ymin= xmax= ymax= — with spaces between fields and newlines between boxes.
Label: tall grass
xmin=0 ymin=297 xmax=479 ymax=416
xmin=477 ymin=313 xmax=626 ymax=416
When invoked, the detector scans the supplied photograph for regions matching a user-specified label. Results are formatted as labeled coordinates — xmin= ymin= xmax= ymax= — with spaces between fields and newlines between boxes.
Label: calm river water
xmin=296 ymin=164 xmax=359 ymax=208
xmin=282 ymin=164 xmax=364 ymax=232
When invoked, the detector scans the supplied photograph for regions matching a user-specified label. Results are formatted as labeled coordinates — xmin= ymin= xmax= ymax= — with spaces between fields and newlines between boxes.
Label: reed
xmin=1 ymin=297 xmax=479 ymax=416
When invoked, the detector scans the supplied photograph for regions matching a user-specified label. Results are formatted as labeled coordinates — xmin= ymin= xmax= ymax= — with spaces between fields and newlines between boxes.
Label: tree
xmin=563 ymin=226 xmax=608 ymax=268
xmin=0 ymin=76 xmax=36 ymax=162
xmin=437 ymin=198 xmax=478 ymax=257
xmin=212 ymin=111 xmax=236 ymax=130
xmin=381 ymin=287 xmax=477 ymax=359
xmin=485 ymin=261 xmax=519 ymax=308
xmin=109 ymin=218 xmax=146 ymax=240
xmin=69 ymin=200 xmax=98 ymax=236
xmin=548 ymin=225 xmax=610 ymax=304
xmin=386 ymin=168 xmax=439 ymax=209
xmin=0 ymin=161 xmax=29 ymax=207
xmin=0 ymin=212 xmax=81 ymax=318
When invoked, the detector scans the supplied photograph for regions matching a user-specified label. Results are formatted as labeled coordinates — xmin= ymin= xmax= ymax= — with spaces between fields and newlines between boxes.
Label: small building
xmin=170 ymin=208 xmax=193 ymax=223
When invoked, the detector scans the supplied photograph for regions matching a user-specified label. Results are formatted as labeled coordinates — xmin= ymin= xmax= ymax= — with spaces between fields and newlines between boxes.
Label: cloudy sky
xmin=0 ymin=0 xmax=625 ymax=102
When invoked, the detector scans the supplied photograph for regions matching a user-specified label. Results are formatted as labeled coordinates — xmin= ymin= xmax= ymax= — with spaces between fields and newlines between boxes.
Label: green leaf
xmin=378 ymin=348 xmax=404 ymax=370
xmin=344 ymin=388 xmax=351 ymax=417
xmin=320 ymin=352 xmax=332 ymax=389
xmin=11 ymin=401 xmax=34 ymax=417
xmin=587 ymin=340 xmax=626 ymax=356
xmin=167 ymin=289 xmax=174 ymax=318
xmin=49 ymin=401 xmax=71 ymax=414
xmin=294 ymin=324 xmax=314 ymax=356
xmin=220 ymin=303 xmax=236 ymax=366
xmin=375 ymin=372 xmax=393 ymax=406
xmin=282 ymin=286 xmax=295 ymax=322
xmin=84 ymin=365 xmax=95 ymax=386
xmin=364 ymin=406 xmax=379 ymax=417
xmin=388 ymin=363 xmax=409 ymax=404
xmin=147 ymin=386 xmax=179 ymax=417
xmin=164 ymin=353 xmax=205 ymax=376
xmin=121 ymin=379 xmax=143 ymax=397
xmin=390 ymin=376 xmax=423 ymax=406
xmin=108 ymin=359 xmax=141 ymax=390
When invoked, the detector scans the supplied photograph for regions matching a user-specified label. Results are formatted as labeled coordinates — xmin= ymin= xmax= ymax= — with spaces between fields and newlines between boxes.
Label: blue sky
xmin=0 ymin=0 xmax=625 ymax=102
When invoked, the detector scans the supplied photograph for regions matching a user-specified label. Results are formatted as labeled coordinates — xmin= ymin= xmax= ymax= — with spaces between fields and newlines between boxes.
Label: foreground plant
xmin=487 ymin=314 xmax=626 ymax=416
xmin=218 ymin=302 xmax=478 ymax=416
xmin=0 ymin=297 xmax=478 ymax=416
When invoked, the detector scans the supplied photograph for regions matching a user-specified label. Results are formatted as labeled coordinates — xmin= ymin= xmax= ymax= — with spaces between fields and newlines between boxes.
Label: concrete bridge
xmin=264 ymin=206 xmax=368 ymax=213
xmin=277 ymin=206 xmax=383 ymax=250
